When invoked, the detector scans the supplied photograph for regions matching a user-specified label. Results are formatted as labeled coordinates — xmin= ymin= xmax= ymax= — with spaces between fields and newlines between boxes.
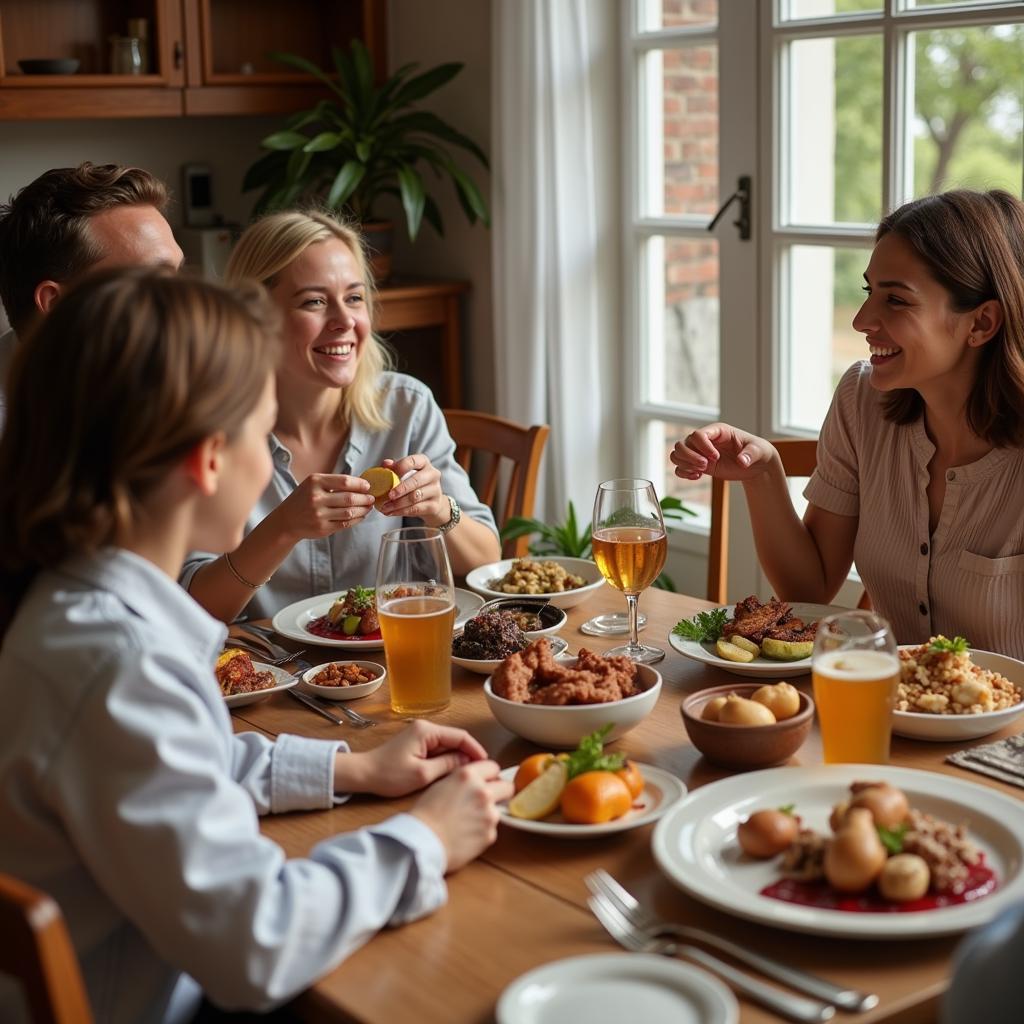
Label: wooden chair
xmin=443 ymin=409 xmax=550 ymax=558
xmin=0 ymin=874 xmax=93 ymax=1024
xmin=707 ymin=438 xmax=871 ymax=609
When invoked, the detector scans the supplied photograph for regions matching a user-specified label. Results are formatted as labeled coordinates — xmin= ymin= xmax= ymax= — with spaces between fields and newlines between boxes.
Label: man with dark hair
xmin=0 ymin=162 xmax=184 ymax=424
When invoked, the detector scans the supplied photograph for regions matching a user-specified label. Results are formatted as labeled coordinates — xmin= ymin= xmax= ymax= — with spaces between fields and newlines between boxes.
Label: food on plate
xmin=489 ymin=558 xmax=586 ymax=595
xmin=898 ymin=635 xmax=1023 ymax=715
xmin=360 ymin=466 xmax=400 ymax=499
xmin=751 ymin=681 xmax=800 ymax=720
xmin=215 ymin=649 xmax=275 ymax=697
xmin=501 ymin=608 xmax=543 ymax=631
xmin=507 ymin=726 xmax=641 ymax=824
xmin=737 ymin=807 xmax=799 ymax=858
xmin=310 ymin=662 xmax=379 ymax=687
xmin=718 ymin=693 xmax=777 ymax=725
xmin=452 ymin=611 xmax=529 ymax=660
xmin=491 ymin=640 xmax=640 ymax=705
xmin=753 ymin=780 xmax=997 ymax=911
xmin=308 ymin=585 xmax=380 ymax=639
xmin=673 ymin=596 xmax=819 ymax=662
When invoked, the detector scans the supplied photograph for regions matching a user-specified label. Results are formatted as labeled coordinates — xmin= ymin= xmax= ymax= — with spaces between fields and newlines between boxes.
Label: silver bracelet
xmin=223 ymin=551 xmax=268 ymax=589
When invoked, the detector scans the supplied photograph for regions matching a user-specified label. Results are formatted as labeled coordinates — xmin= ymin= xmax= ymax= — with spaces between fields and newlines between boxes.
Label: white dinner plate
xmin=497 ymin=763 xmax=686 ymax=837
xmin=270 ymin=587 xmax=483 ymax=649
xmin=451 ymin=636 xmax=568 ymax=676
xmin=495 ymin=953 xmax=737 ymax=1024
xmin=652 ymin=764 xmax=1024 ymax=939
xmin=223 ymin=663 xmax=297 ymax=708
xmin=465 ymin=557 xmax=607 ymax=609
xmin=893 ymin=645 xmax=1024 ymax=741
xmin=668 ymin=603 xmax=845 ymax=678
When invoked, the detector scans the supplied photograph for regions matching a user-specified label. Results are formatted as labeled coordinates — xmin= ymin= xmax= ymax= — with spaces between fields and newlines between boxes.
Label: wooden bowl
xmin=680 ymin=682 xmax=814 ymax=769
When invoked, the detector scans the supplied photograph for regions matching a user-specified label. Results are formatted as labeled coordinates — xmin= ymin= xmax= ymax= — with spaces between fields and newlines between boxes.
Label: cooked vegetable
xmin=850 ymin=783 xmax=910 ymax=830
xmin=878 ymin=854 xmax=930 ymax=902
xmin=729 ymin=635 xmax=761 ymax=657
xmin=751 ymin=682 xmax=801 ymax=720
xmin=824 ymin=807 xmax=887 ymax=893
xmin=717 ymin=694 xmax=776 ymax=725
xmin=716 ymin=638 xmax=755 ymax=663
xmin=738 ymin=808 xmax=799 ymax=858
xmin=761 ymin=638 xmax=813 ymax=661
xmin=672 ymin=608 xmax=729 ymax=643
xmin=702 ymin=695 xmax=729 ymax=721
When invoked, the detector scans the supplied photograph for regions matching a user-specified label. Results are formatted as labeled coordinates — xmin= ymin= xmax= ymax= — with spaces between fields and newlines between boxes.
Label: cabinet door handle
xmin=173 ymin=41 xmax=183 ymax=70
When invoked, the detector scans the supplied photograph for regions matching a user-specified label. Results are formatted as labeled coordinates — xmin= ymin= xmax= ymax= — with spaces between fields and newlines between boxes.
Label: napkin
xmin=947 ymin=733 xmax=1024 ymax=789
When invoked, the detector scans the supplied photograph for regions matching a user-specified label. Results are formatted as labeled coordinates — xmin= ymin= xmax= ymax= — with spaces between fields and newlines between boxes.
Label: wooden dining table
xmin=230 ymin=586 xmax=1024 ymax=1024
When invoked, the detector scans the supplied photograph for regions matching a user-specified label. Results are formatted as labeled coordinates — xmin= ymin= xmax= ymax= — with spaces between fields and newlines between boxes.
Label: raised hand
xmin=375 ymin=454 xmax=447 ymax=524
xmin=671 ymin=423 xmax=779 ymax=483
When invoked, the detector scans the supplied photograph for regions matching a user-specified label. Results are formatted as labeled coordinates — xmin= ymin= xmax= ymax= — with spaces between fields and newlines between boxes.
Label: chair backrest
xmin=707 ymin=438 xmax=871 ymax=608
xmin=0 ymin=874 xmax=93 ymax=1024
xmin=442 ymin=409 xmax=550 ymax=558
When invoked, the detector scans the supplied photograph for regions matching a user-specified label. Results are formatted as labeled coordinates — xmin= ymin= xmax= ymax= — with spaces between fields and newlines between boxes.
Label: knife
xmin=287 ymin=687 xmax=345 ymax=725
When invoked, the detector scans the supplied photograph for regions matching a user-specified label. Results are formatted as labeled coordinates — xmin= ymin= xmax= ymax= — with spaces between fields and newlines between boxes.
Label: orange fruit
xmin=615 ymin=760 xmax=644 ymax=800
xmin=360 ymin=466 xmax=400 ymax=500
xmin=560 ymin=771 xmax=632 ymax=825
xmin=513 ymin=753 xmax=555 ymax=794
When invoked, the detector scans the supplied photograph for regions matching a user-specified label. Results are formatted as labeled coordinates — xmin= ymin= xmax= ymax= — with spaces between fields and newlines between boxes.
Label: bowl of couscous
xmin=465 ymin=557 xmax=607 ymax=609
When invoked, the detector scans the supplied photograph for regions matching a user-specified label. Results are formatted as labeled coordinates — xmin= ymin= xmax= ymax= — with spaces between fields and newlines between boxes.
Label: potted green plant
xmin=241 ymin=40 xmax=489 ymax=280
xmin=500 ymin=497 xmax=696 ymax=591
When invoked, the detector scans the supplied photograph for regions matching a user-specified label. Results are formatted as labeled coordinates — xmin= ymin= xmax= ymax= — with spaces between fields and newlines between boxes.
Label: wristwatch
xmin=437 ymin=495 xmax=461 ymax=534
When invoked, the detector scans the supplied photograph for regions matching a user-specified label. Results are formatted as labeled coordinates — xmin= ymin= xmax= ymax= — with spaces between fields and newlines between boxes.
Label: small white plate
xmin=496 ymin=953 xmax=737 ymax=1024
xmin=668 ymin=602 xmax=844 ymax=679
xmin=223 ymin=663 xmax=297 ymax=708
xmin=300 ymin=661 xmax=386 ymax=701
xmin=271 ymin=587 xmax=483 ymax=649
xmin=894 ymin=645 xmax=1024 ymax=741
xmin=497 ymin=763 xmax=685 ymax=837
xmin=451 ymin=636 xmax=568 ymax=676
xmin=652 ymin=764 xmax=1024 ymax=939
xmin=466 ymin=557 xmax=607 ymax=609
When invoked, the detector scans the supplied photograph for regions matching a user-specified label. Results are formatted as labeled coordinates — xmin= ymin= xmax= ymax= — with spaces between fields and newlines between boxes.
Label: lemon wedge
xmin=360 ymin=466 xmax=400 ymax=500
xmin=507 ymin=759 xmax=568 ymax=820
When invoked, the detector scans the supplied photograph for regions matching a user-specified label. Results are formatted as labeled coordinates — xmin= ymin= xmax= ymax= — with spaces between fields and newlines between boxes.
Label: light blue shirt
xmin=181 ymin=372 xmax=497 ymax=620
xmin=0 ymin=548 xmax=447 ymax=1024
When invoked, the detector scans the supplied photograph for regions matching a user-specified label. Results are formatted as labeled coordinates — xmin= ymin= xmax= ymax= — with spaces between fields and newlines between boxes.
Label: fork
xmin=587 ymin=894 xmax=834 ymax=1023
xmin=233 ymin=625 xmax=303 ymax=664
xmin=225 ymin=637 xmax=308 ymax=667
xmin=292 ymin=658 xmax=375 ymax=729
xmin=586 ymin=870 xmax=877 ymax=1012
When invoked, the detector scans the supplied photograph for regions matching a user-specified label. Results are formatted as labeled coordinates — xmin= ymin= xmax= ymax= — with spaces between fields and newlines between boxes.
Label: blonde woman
xmin=0 ymin=269 xmax=509 ymax=1023
xmin=183 ymin=211 xmax=499 ymax=622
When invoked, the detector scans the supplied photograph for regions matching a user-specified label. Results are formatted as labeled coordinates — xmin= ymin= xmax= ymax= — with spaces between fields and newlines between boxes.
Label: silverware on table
xmin=233 ymin=625 xmax=302 ymax=664
xmin=587 ymin=892 xmax=834 ymax=1024
xmin=224 ymin=637 xmax=307 ymax=668
xmin=286 ymin=688 xmax=346 ymax=725
xmin=586 ymin=870 xmax=877 ymax=1013
xmin=292 ymin=659 xmax=376 ymax=729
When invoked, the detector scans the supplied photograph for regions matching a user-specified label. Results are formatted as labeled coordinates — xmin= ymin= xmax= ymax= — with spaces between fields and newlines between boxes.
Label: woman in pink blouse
xmin=671 ymin=189 xmax=1024 ymax=655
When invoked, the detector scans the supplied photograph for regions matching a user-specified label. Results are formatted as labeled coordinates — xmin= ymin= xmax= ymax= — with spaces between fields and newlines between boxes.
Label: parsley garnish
xmin=778 ymin=804 xmax=796 ymax=816
xmin=672 ymin=608 xmax=729 ymax=643
xmin=347 ymin=585 xmax=376 ymax=611
xmin=565 ymin=725 xmax=625 ymax=780
xmin=877 ymin=823 xmax=908 ymax=855
xmin=929 ymin=635 xmax=968 ymax=655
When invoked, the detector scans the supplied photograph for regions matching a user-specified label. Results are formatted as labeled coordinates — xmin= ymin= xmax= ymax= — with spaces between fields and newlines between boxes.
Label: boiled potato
xmin=702 ymin=695 xmax=729 ymax=721
xmin=729 ymin=635 xmax=761 ymax=657
xmin=716 ymin=639 xmax=755 ymax=663
xmin=761 ymin=638 xmax=813 ymax=661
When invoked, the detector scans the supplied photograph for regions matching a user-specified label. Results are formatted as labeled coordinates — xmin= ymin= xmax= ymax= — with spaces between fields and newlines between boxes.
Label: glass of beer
xmin=812 ymin=610 xmax=900 ymax=764
xmin=375 ymin=527 xmax=456 ymax=715
xmin=591 ymin=478 xmax=668 ymax=664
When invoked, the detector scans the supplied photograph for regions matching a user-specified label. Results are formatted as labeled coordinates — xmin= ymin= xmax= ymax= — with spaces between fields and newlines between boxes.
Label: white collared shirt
xmin=0 ymin=548 xmax=446 ymax=1024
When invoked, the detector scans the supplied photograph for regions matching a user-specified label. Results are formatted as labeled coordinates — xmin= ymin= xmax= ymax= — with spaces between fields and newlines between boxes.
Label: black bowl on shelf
xmin=18 ymin=58 xmax=80 ymax=75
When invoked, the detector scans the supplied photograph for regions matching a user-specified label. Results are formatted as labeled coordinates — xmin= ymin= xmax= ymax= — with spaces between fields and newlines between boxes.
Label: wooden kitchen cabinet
xmin=0 ymin=0 xmax=385 ymax=120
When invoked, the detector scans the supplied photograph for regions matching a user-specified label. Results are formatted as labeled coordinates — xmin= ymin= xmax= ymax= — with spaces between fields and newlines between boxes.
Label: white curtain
xmin=492 ymin=0 xmax=621 ymax=524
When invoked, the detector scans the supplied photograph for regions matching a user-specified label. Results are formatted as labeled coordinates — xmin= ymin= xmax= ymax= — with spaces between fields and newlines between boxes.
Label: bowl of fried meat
xmin=483 ymin=638 xmax=661 ymax=748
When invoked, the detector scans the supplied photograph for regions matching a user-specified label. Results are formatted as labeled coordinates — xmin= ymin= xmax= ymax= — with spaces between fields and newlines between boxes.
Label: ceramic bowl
xmin=452 ymin=636 xmax=568 ymax=676
xmin=477 ymin=598 xmax=568 ymax=639
xmin=483 ymin=661 xmax=661 ymax=748
xmin=465 ymin=557 xmax=606 ymax=609
xmin=680 ymin=682 xmax=814 ymax=769
xmin=300 ymin=661 xmax=385 ymax=701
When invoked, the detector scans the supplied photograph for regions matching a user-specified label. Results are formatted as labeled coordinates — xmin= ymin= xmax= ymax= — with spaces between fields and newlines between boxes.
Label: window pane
xmin=909 ymin=0 xmax=1015 ymax=7
xmin=651 ymin=420 xmax=712 ymax=526
xmin=785 ymin=34 xmax=883 ymax=225
xmin=644 ymin=46 xmax=719 ymax=217
xmin=643 ymin=235 xmax=720 ymax=408
xmin=780 ymin=244 xmax=870 ymax=432
xmin=640 ymin=0 xmax=717 ymax=31
xmin=784 ymin=0 xmax=881 ymax=19
xmin=910 ymin=24 xmax=1024 ymax=198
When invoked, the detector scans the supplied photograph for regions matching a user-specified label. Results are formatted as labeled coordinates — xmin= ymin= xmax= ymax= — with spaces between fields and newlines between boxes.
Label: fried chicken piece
xmin=764 ymin=617 xmax=818 ymax=643
xmin=723 ymin=596 xmax=792 ymax=644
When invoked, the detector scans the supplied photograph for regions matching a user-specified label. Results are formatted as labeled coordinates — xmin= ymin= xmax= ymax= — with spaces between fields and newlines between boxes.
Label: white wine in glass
xmin=591 ymin=479 xmax=667 ymax=664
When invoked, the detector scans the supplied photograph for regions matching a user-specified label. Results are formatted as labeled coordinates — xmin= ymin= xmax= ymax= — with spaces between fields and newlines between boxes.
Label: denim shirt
xmin=181 ymin=372 xmax=497 ymax=620
xmin=0 ymin=548 xmax=446 ymax=1024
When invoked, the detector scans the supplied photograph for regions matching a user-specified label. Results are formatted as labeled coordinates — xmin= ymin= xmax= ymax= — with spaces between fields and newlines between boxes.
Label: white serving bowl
xmin=483 ymin=660 xmax=661 ymax=748
xmin=894 ymin=645 xmax=1024 ymax=741
xmin=451 ymin=636 xmax=568 ymax=676
xmin=465 ymin=557 xmax=607 ymax=610
xmin=301 ymin=661 xmax=386 ymax=701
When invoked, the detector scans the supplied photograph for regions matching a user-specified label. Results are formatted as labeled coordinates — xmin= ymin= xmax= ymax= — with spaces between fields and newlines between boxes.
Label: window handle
xmin=708 ymin=175 xmax=751 ymax=240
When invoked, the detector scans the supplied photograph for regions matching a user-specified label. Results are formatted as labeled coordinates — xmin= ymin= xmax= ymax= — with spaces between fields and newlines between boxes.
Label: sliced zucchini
xmin=728 ymin=635 xmax=761 ymax=657
xmin=761 ymin=638 xmax=813 ymax=661
xmin=716 ymin=638 xmax=756 ymax=663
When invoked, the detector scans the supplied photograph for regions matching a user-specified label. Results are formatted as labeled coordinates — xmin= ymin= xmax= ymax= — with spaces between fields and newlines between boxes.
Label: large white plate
xmin=223 ymin=663 xmax=297 ymax=708
xmin=270 ymin=587 xmax=483 ymax=649
xmin=465 ymin=557 xmax=607 ymax=609
xmin=497 ymin=763 xmax=686 ymax=837
xmin=496 ymin=953 xmax=738 ymax=1024
xmin=668 ymin=603 xmax=844 ymax=679
xmin=894 ymin=645 xmax=1024 ymax=741
xmin=652 ymin=764 xmax=1024 ymax=939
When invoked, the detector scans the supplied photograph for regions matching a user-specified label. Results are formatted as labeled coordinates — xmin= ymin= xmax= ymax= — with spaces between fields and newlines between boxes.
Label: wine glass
xmin=591 ymin=479 xmax=667 ymax=664
xmin=375 ymin=527 xmax=456 ymax=715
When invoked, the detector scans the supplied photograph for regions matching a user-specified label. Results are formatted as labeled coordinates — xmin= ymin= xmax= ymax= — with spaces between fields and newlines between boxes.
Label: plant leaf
xmin=261 ymin=130 xmax=310 ymax=152
xmin=303 ymin=131 xmax=342 ymax=153
xmin=660 ymin=495 xmax=698 ymax=519
xmin=350 ymin=39 xmax=375 ymax=106
xmin=286 ymin=147 xmax=312 ymax=184
xmin=397 ymin=164 xmax=426 ymax=240
xmin=355 ymin=138 xmax=373 ymax=162
xmin=242 ymin=150 xmax=289 ymax=192
xmin=326 ymin=161 xmax=366 ymax=209
xmin=422 ymin=193 xmax=444 ymax=235
xmin=449 ymin=164 xmax=490 ymax=225
xmin=269 ymin=51 xmax=347 ymax=104
xmin=391 ymin=62 xmax=463 ymax=109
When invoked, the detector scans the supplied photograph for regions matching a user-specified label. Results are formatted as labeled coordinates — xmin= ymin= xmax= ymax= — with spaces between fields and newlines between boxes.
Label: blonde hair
xmin=0 ymin=268 xmax=279 ymax=618
xmin=225 ymin=210 xmax=393 ymax=431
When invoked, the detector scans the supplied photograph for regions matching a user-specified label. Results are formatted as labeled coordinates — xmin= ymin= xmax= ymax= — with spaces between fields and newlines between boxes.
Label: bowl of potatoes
xmin=680 ymin=681 xmax=814 ymax=769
